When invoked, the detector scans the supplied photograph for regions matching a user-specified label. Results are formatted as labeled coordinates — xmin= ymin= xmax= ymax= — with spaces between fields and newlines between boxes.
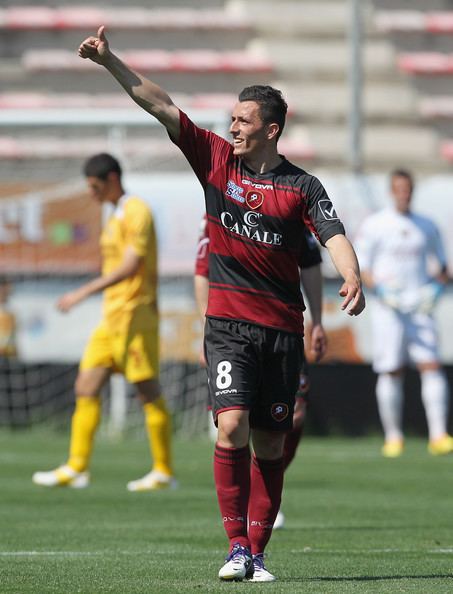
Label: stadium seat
xmin=277 ymin=138 xmax=316 ymax=162
xmin=440 ymin=140 xmax=453 ymax=162
xmin=0 ymin=136 xmax=181 ymax=159
xmin=426 ymin=13 xmax=453 ymax=34
xmin=419 ymin=96 xmax=453 ymax=118
xmin=375 ymin=11 xmax=425 ymax=33
xmin=0 ymin=135 xmax=315 ymax=162
xmin=0 ymin=92 xmax=297 ymax=116
xmin=0 ymin=92 xmax=239 ymax=110
xmin=397 ymin=53 xmax=453 ymax=75
xmin=0 ymin=7 xmax=251 ymax=31
xmin=22 ymin=49 xmax=273 ymax=74
xmin=376 ymin=11 xmax=453 ymax=34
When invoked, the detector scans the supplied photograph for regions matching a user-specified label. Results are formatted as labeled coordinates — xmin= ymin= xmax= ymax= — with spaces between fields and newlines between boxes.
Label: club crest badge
xmin=271 ymin=402 xmax=289 ymax=422
xmin=245 ymin=190 xmax=264 ymax=210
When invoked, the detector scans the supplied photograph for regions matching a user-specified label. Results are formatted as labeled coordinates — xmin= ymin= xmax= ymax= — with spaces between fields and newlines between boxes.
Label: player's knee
xmin=252 ymin=430 xmax=285 ymax=459
xmin=217 ymin=411 xmax=249 ymax=447
xmin=136 ymin=379 xmax=161 ymax=403
xmin=75 ymin=375 xmax=97 ymax=398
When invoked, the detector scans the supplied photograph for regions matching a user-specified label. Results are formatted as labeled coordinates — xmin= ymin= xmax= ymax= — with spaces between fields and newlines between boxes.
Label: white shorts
xmin=371 ymin=300 xmax=440 ymax=373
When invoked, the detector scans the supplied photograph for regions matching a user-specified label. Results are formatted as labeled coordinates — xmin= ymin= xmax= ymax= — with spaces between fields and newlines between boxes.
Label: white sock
xmin=420 ymin=369 xmax=449 ymax=441
xmin=376 ymin=373 xmax=404 ymax=442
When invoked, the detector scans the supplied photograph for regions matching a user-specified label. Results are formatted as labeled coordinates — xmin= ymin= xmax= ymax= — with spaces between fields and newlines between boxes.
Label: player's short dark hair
xmin=390 ymin=168 xmax=413 ymax=189
xmin=83 ymin=153 xmax=122 ymax=180
xmin=238 ymin=85 xmax=288 ymax=141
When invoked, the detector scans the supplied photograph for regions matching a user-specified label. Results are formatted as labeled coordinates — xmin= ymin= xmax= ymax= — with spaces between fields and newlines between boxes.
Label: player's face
xmin=391 ymin=175 xmax=413 ymax=213
xmin=229 ymin=101 xmax=273 ymax=158
xmin=86 ymin=175 xmax=114 ymax=203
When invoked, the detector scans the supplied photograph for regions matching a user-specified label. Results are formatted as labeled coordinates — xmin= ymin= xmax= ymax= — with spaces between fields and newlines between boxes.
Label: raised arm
xmin=78 ymin=26 xmax=180 ymax=140
xmin=325 ymin=234 xmax=365 ymax=316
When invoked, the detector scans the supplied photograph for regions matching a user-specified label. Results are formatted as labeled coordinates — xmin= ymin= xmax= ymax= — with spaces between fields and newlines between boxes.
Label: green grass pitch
xmin=1 ymin=430 xmax=453 ymax=593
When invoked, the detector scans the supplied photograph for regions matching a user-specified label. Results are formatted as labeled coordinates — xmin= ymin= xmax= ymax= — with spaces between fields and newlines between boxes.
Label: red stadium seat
xmin=426 ymin=13 xmax=453 ymax=33
xmin=2 ymin=7 xmax=56 ymax=29
xmin=397 ymin=53 xmax=453 ymax=75
xmin=22 ymin=49 xmax=273 ymax=74
xmin=440 ymin=140 xmax=453 ymax=161
xmin=0 ymin=7 xmax=251 ymax=31
xmin=0 ymin=92 xmax=236 ymax=110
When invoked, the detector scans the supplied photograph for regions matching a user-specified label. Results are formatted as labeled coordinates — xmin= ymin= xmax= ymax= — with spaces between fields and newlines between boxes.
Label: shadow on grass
xmin=283 ymin=524 xmax=440 ymax=532
xmin=283 ymin=574 xmax=453 ymax=583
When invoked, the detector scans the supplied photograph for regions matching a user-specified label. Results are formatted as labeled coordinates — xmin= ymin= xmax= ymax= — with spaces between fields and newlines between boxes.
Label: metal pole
xmin=349 ymin=0 xmax=363 ymax=173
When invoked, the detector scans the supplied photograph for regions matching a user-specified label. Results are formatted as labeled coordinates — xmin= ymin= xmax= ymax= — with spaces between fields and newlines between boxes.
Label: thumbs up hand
xmin=78 ymin=25 xmax=110 ymax=65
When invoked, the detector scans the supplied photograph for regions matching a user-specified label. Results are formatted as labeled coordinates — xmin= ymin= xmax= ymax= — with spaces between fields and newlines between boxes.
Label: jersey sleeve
xmin=123 ymin=198 xmax=153 ymax=257
xmin=298 ymin=229 xmax=322 ymax=269
xmin=171 ymin=110 xmax=233 ymax=188
xmin=195 ymin=215 xmax=210 ymax=278
xmin=301 ymin=176 xmax=345 ymax=246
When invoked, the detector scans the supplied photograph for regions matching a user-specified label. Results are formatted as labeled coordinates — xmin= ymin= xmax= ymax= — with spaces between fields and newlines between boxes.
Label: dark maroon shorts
xmin=204 ymin=317 xmax=305 ymax=432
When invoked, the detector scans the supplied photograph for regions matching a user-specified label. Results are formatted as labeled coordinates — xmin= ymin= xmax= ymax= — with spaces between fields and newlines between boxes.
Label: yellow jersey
xmin=0 ymin=307 xmax=17 ymax=357
xmin=100 ymin=194 xmax=158 ymax=332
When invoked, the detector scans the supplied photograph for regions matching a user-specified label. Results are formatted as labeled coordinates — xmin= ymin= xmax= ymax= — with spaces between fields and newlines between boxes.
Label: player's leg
xmin=283 ymin=373 xmax=309 ymax=470
xmin=247 ymin=429 xmax=285 ymax=582
xmin=215 ymin=409 xmax=253 ymax=580
xmin=274 ymin=390 xmax=307 ymax=529
xmin=32 ymin=326 xmax=111 ymax=487
xmin=376 ymin=371 xmax=404 ymax=457
xmin=419 ymin=363 xmax=452 ymax=453
xmin=409 ymin=314 xmax=453 ymax=454
xmin=121 ymin=327 xmax=174 ymax=491
xmin=205 ymin=318 xmax=256 ymax=581
xmin=274 ymin=372 xmax=309 ymax=529
xmin=372 ymin=303 xmax=406 ymax=456
xmin=127 ymin=378 xmax=176 ymax=491
xmin=246 ymin=327 xmax=302 ymax=582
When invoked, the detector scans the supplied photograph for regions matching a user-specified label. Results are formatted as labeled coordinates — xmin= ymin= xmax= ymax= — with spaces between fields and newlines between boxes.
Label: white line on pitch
xmin=2 ymin=548 xmax=453 ymax=558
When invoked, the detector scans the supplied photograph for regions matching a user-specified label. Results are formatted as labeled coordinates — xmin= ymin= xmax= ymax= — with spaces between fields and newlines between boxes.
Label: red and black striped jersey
xmin=174 ymin=110 xmax=344 ymax=334
xmin=195 ymin=214 xmax=322 ymax=278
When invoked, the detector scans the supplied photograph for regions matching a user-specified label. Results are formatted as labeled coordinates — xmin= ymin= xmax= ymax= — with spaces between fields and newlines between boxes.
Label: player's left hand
xmin=339 ymin=276 xmax=365 ymax=316
xmin=310 ymin=324 xmax=327 ymax=362
xmin=416 ymin=280 xmax=445 ymax=314
xmin=199 ymin=347 xmax=207 ymax=367
xmin=57 ymin=290 xmax=84 ymax=313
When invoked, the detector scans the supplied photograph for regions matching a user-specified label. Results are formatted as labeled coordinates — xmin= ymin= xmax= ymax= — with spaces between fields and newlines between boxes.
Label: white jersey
xmin=355 ymin=206 xmax=446 ymax=296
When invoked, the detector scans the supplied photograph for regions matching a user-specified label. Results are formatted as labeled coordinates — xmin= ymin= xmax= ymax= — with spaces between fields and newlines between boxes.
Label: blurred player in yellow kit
xmin=0 ymin=277 xmax=17 ymax=359
xmin=33 ymin=153 xmax=175 ymax=490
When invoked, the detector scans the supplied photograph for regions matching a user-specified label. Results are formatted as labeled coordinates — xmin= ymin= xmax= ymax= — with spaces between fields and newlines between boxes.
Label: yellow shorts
xmin=80 ymin=322 xmax=159 ymax=384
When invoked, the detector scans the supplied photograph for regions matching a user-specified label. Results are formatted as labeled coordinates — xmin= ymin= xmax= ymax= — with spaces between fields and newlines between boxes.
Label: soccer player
xmin=0 ymin=277 xmax=17 ymax=359
xmin=194 ymin=215 xmax=327 ymax=530
xmin=77 ymin=27 xmax=365 ymax=582
xmin=32 ymin=153 xmax=175 ymax=491
xmin=356 ymin=169 xmax=452 ymax=457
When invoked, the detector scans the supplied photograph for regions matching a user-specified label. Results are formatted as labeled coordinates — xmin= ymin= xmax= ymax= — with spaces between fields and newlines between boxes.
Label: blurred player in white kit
xmin=356 ymin=169 xmax=452 ymax=457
